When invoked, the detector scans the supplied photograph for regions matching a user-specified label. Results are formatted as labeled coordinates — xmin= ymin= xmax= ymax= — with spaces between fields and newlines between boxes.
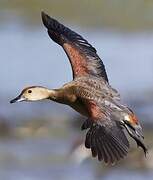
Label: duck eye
xmin=28 ymin=90 xmax=32 ymax=94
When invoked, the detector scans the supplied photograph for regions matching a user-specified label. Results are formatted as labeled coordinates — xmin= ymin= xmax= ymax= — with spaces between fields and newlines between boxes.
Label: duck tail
xmin=123 ymin=112 xmax=148 ymax=156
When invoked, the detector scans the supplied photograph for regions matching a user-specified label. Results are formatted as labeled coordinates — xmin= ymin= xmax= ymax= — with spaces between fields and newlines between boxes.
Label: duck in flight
xmin=10 ymin=12 xmax=147 ymax=164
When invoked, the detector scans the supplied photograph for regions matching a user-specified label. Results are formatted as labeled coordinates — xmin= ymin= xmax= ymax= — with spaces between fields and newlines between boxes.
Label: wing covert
xmin=41 ymin=11 xmax=108 ymax=82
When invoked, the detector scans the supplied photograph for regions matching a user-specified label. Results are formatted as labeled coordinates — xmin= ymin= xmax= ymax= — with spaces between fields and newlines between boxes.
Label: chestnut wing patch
xmin=41 ymin=12 xmax=108 ymax=82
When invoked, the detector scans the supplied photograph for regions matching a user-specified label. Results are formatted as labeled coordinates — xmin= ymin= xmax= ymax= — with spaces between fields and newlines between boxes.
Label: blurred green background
xmin=0 ymin=0 xmax=153 ymax=180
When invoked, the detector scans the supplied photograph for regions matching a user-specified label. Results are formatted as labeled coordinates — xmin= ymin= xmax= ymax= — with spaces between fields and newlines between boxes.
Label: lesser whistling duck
xmin=10 ymin=12 xmax=147 ymax=164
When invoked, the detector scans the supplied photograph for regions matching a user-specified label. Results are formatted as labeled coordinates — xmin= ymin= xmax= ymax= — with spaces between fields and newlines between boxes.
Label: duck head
xmin=10 ymin=86 xmax=51 ymax=103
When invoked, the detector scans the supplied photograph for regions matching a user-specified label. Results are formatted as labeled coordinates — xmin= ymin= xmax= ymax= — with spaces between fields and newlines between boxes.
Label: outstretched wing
xmin=77 ymin=89 xmax=147 ymax=163
xmin=82 ymin=118 xmax=129 ymax=164
xmin=81 ymin=100 xmax=129 ymax=164
xmin=41 ymin=12 xmax=108 ymax=82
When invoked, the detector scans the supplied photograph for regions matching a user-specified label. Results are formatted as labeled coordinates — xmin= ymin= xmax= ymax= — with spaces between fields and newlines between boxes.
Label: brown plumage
xmin=41 ymin=12 xmax=108 ymax=82
xmin=10 ymin=12 xmax=147 ymax=164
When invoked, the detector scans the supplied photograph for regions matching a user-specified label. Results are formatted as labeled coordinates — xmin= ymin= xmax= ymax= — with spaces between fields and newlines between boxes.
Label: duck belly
xmin=70 ymin=99 xmax=89 ymax=117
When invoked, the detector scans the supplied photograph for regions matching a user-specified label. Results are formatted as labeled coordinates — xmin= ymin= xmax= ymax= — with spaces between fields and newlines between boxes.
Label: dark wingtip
xmin=41 ymin=11 xmax=45 ymax=17
xmin=41 ymin=11 xmax=59 ymax=29
xmin=41 ymin=11 xmax=49 ymax=28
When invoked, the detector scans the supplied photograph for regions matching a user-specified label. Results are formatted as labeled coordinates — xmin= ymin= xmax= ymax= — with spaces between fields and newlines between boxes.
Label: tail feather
xmin=123 ymin=120 xmax=148 ymax=156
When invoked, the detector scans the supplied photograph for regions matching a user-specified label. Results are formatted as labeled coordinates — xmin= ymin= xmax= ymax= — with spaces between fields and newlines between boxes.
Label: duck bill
xmin=10 ymin=95 xmax=25 ymax=104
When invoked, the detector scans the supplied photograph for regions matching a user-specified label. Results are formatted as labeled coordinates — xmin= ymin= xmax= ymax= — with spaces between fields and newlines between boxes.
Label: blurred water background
xmin=0 ymin=0 xmax=153 ymax=179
